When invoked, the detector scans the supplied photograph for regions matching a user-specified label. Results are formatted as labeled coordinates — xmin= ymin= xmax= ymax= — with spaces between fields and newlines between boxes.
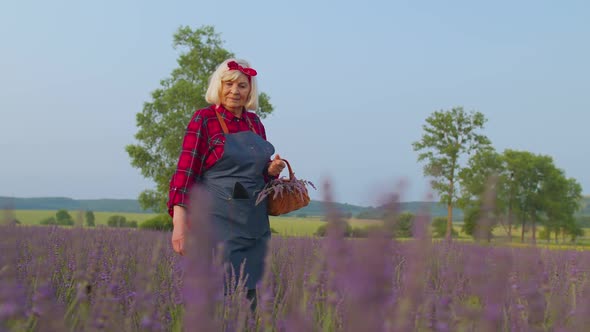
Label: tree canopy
xmin=459 ymin=149 xmax=583 ymax=243
xmin=413 ymin=107 xmax=491 ymax=239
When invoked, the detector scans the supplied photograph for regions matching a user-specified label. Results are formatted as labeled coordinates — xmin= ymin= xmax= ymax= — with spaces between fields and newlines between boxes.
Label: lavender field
xmin=2 ymin=212 xmax=590 ymax=332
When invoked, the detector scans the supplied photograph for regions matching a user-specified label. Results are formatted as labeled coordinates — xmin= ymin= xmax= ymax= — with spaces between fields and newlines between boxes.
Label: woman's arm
xmin=167 ymin=110 xmax=209 ymax=217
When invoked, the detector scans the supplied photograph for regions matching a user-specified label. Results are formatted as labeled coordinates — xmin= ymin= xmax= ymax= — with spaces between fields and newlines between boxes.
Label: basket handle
xmin=280 ymin=159 xmax=295 ymax=180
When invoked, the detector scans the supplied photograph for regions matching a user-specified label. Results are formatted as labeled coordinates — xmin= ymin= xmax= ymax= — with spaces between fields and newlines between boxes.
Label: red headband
xmin=227 ymin=61 xmax=257 ymax=77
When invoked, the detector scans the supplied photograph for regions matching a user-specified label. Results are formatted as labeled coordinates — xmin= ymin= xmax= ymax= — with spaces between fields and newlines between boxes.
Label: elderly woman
xmin=167 ymin=58 xmax=284 ymax=309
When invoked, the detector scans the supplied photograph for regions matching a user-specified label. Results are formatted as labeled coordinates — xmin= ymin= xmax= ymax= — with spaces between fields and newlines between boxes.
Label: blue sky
xmin=1 ymin=0 xmax=589 ymax=207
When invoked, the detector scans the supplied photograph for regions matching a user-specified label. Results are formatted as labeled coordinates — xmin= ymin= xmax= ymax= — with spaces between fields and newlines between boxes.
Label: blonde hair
xmin=205 ymin=59 xmax=259 ymax=110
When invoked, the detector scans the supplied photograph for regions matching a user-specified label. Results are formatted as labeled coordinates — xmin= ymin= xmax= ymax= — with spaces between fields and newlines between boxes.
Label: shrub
xmin=432 ymin=217 xmax=458 ymax=238
xmin=393 ymin=212 xmax=414 ymax=237
xmin=55 ymin=209 xmax=74 ymax=226
xmin=539 ymin=227 xmax=551 ymax=241
xmin=40 ymin=217 xmax=57 ymax=225
xmin=350 ymin=227 xmax=368 ymax=238
xmin=85 ymin=210 xmax=96 ymax=227
xmin=140 ymin=214 xmax=173 ymax=231
xmin=54 ymin=209 xmax=74 ymax=226
xmin=107 ymin=215 xmax=128 ymax=228
xmin=315 ymin=224 xmax=328 ymax=237
xmin=315 ymin=221 xmax=352 ymax=237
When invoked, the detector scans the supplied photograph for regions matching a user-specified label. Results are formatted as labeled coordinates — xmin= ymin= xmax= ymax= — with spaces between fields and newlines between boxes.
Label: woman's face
xmin=221 ymin=74 xmax=251 ymax=113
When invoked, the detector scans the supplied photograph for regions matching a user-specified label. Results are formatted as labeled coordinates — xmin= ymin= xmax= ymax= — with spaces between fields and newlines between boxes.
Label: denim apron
xmin=200 ymin=109 xmax=274 ymax=290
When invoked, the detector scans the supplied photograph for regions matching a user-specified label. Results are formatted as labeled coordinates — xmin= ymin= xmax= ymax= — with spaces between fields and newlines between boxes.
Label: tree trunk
xmin=507 ymin=204 xmax=513 ymax=242
xmin=521 ymin=219 xmax=525 ymax=243
xmin=531 ymin=216 xmax=537 ymax=245
xmin=446 ymin=179 xmax=454 ymax=241
xmin=446 ymin=203 xmax=453 ymax=241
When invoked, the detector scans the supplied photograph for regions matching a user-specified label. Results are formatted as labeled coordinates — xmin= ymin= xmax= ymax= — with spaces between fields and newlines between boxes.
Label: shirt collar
xmin=216 ymin=105 xmax=247 ymax=121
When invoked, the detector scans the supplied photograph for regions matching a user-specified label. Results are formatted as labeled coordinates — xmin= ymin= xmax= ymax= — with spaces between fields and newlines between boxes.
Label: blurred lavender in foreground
xmin=1 ymin=184 xmax=589 ymax=331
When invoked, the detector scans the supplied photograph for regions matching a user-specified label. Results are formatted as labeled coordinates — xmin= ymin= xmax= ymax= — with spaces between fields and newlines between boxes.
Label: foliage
xmin=462 ymin=207 xmax=479 ymax=237
xmin=461 ymin=207 xmax=495 ymax=241
xmin=40 ymin=216 xmax=57 ymax=225
xmin=459 ymin=148 xmax=583 ymax=243
xmin=413 ymin=107 xmax=491 ymax=239
xmin=506 ymin=151 xmax=582 ymax=243
xmin=85 ymin=210 xmax=95 ymax=227
xmin=38 ymin=210 xmax=74 ymax=226
xmin=314 ymin=221 xmax=388 ymax=238
xmin=126 ymin=25 xmax=274 ymax=213
xmin=578 ymin=215 xmax=590 ymax=227
xmin=432 ymin=216 xmax=458 ymax=238
xmin=139 ymin=214 xmax=173 ymax=231
xmin=55 ymin=209 xmax=74 ymax=226
xmin=383 ymin=211 xmax=414 ymax=238
xmin=106 ymin=215 xmax=137 ymax=228
xmin=314 ymin=221 xmax=352 ymax=237
xmin=540 ymin=225 xmax=584 ymax=243
xmin=395 ymin=212 xmax=414 ymax=237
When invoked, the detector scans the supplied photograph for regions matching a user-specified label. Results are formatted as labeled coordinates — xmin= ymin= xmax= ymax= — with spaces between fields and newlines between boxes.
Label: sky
xmin=1 ymin=0 xmax=589 ymax=207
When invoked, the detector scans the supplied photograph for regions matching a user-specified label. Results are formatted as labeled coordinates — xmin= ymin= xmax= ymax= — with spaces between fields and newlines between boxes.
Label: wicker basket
xmin=266 ymin=159 xmax=311 ymax=216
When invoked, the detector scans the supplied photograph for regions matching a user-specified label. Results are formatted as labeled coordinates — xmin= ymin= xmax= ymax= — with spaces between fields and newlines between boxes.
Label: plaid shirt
xmin=167 ymin=105 xmax=271 ymax=216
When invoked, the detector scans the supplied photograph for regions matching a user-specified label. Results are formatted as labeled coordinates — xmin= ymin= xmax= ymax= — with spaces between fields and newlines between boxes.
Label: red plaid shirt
xmin=167 ymin=105 xmax=271 ymax=216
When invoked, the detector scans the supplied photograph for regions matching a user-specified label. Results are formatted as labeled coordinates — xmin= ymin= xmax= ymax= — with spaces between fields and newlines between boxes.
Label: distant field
xmin=8 ymin=210 xmax=379 ymax=236
xmin=269 ymin=216 xmax=382 ymax=236
xmin=7 ymin=210 xmax=590 ymax=246
xmin=11 ymin=210 xmax=157 ymax=226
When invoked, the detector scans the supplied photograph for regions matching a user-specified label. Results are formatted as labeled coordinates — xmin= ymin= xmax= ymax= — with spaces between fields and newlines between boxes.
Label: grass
xmin=269 ymin=216 xmax=382 ymax=236
xmin=7 ymin=210 xmax=590 ymax=247
xmin=10 ymin=210 xmax=156 ymax=226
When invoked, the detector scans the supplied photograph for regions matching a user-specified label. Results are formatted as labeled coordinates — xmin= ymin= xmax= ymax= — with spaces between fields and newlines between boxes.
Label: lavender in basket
xmin=255 ymin=176 xmax=316 ymax=206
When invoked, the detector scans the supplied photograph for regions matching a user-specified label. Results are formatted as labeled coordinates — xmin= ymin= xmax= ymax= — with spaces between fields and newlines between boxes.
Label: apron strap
xmin=214 ymin=106 xmax=258 ymax=135
xmin=215 ymin=110 xmax=230 ymax=134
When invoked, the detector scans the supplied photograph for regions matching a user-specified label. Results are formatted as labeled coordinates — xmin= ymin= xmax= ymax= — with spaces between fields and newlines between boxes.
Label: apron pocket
xmin=228 ymin=198 xmax=255 ymax=225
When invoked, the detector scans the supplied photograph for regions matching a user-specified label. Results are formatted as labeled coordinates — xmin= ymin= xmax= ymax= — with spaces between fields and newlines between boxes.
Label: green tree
xmin=543 ymin=171 xmax=583 ymax=243
xmin=40 ymin=216 xmax=57 ymax=225
xmin=432 ymin=217 xmax=458 ymax=238
xmin=107 ymin=215 xmax=127 ymax=228
xmin=393 ymin=212 xmax=415 ymax=237
xmin=139 ymin=214 xmax=173 ymax=231
xmin=126 ymin=25 xmax=274 ymax=212
xmin=85 ymin=210 xmax=96 ymax=227
xmin=413 ymin=107 xmax=491 ymax=240
xmin=458 ymin=148 xmax=504 ymax=241
xmin=461 ymin=207 xmax=479 ymax=237
xmin=500 ymin=150 xmax=576 ymax=244
xmin=55 ymin=209 xmax=74 ymax=226
xmin=577 ymin=216 xmax=590 ymax=228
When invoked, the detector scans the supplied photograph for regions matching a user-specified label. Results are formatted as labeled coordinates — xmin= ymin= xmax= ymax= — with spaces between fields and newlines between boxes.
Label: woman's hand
xmin=172 ymin=205 xmax=188 ymax=256
xmin=267 ymin=154 xmax=286 ymax=177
